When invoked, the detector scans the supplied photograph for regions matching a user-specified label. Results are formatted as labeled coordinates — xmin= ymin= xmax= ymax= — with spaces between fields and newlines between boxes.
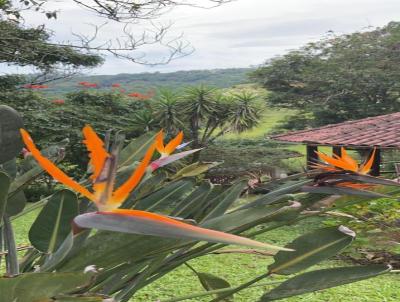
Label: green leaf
xmin=53 ymin=296 xmax=108 ymax=302
xmin=202 ymin=202 xmax=297 ymax=232
xmin=5 ymin=190 xmax=26 ymax=216
xmin=0 ymin=158 xmax=17 ymax=179
xmin=172 ymin=181 xmax=213 ymax=218
xmin=134 ymin=179 xmax=195 ymax=211
xmin=8 ymin=166 xmax=43 ymax=198
xmin=268 ymin=226 xmax=355 ymax=275
xmin=202 ymin=179 xmax=247 ymax=221
xmin=172 ymin=161 xmax=221 ymax=179
xmin=197 ymin=272 xmax=233 ymax=301
xmin=237 ymin=179 xmax=311 ymax=211
xmin=302 ymin=185 xmax=391 ymax=199
xmin=29 ymin=190 xmax=79 ymax=253
xmin=0 ymin=272 xmax=95 ymax=302
xmin=0 ymin=171 xmax=10 ymax=225
xmin=118 ymin=132 xmax=156 ymax=168
xmin=0 ymin=105 xmax=24 ymax=164
xmin=261 ymin=265 xmax=391 ymax=301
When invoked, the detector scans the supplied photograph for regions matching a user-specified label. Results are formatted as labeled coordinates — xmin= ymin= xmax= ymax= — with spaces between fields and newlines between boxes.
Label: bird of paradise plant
xmin=19 ymin=126 xmax=288 ymax=251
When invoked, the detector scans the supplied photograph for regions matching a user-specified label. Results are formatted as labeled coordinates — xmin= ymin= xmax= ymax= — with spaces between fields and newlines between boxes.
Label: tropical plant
xmin=0 ymin=105 xmax=397 ymax=302
xmin=132 ymin=86 xmax=264 ymax=162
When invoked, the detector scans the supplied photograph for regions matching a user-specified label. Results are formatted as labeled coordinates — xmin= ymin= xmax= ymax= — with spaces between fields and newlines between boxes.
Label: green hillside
xmin=46 ymin=68 xmax=253 ymax=95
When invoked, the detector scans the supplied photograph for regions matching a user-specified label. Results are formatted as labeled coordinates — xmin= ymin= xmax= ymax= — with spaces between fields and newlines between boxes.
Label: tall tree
xmin=252 ymin=22 xmax=400 ymax=128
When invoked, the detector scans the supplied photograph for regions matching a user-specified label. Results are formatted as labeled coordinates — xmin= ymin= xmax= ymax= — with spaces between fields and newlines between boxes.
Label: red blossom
xmin=24 ymin=84 xmax=49 ymax=89
xmin=52 ymin=99 xmax=65 ymax=105
xmin=112 ymin=83 xmax=121 ymax=88
xmin=78 ymin=82 xmax=98 ymax=88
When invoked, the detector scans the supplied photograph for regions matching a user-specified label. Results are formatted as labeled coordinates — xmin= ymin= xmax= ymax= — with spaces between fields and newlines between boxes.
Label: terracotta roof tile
xmin=272 ymin=112 xmax=400 ymax=148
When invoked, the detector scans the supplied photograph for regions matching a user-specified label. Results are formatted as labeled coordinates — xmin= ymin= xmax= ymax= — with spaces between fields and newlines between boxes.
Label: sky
xmin=2 ymin=0 xmax=400 ymax=75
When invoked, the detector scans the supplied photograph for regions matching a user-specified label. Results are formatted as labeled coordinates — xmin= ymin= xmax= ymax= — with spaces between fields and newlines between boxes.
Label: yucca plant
xmin=0 ymin=104 xmax=397 ymax=302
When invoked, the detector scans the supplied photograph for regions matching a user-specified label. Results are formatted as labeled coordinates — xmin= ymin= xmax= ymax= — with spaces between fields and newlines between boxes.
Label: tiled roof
xmin=272 ymin=112 xmax=400 ymax=148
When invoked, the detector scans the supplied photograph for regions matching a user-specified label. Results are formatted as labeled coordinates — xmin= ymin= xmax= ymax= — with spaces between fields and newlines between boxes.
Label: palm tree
xmin=229 ymin=90 xmax=263 ymax=133
xmin=152 ymin=89 xmax=185 ymax=134
xmin=181 ymin=85 xmax=217 ymax=150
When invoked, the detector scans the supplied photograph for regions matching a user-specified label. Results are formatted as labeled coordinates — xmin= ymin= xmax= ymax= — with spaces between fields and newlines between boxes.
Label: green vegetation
xmin=46 ymin=68 xmax=253 ymax=95
xmin=252 ymin=21 xmax=400 ymax=129
xmin=11 ymin=210 xmax=400 ymax=302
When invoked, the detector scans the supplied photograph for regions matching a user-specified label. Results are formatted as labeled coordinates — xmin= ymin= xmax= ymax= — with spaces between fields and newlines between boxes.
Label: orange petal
xmin=20 ymin=129 xmax=95 ymax=201
xmin=111 ymin=142 xmax=156 ymax=204
xmin=360 ymin=148 xmax=376 ymax=174
xmin=164 ymin=131 xmax=184 ymax=155
xmin=340 ymin=147 xmax=358 ymax=171
xmin=155 ymin=130 xmax=165 ymax=154
xmin=316 ymin=151 xmax=358 ymax=172
xmin=82 ymin=125 xmax=109 ymax=180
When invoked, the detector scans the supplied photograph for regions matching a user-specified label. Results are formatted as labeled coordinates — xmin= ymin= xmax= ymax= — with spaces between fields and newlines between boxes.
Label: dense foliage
xmin=0 ymin=104 xmax=397 ymax=302
xmin=47 ymin=68 xmax=253 ymax=95
xmin=131 ymin=86 xmax=264 ymax=161
xmin=252 ymin=22 xmax=400 ymax=128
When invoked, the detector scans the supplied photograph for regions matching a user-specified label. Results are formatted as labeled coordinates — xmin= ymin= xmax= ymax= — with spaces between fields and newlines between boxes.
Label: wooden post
xmin=306 ymin=145 xmax=318 ymax=170
xmin=370 ymin=148 xmax=381 ymax=176
xmin=332 ymin=146 xmax=342 ymax=157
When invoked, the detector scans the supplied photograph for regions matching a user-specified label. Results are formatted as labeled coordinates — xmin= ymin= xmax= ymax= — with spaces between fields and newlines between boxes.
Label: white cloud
xmin=1 ymin=0 xmax=400 ymax=74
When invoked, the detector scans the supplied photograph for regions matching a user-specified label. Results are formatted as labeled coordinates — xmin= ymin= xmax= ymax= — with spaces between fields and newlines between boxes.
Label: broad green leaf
xmin=202 ymin=202 xmax=298 ymax=232
xmin=197 ymin=272 xmax=233 ymax=301
xmin=0 ymin=105 xmax=24 ymax=164
xmin=0 ymin=158 xmax=17 ymax=179
xmin=0 ymin=271 xmax=94 ymax=302
xmin=323 ymin=173 xmax=400 ymax=187
xmin=261 ymin=265 xmax=391 ymax=301
xmin=8 ymin=166 xmax=43 ymax=198
xmin=59 ymin=232 xmax=181 ymax=272
xmin=121 ymin=171 xmax=167 ymax=209
xmin=0 ymin=171 xmax=10 ymax=225
xmin=6 ymin=190 xmax=27 ymax=216
xmin=237 ymin=179 xmax=311 ymax=211
xmin=268 ymin=226 xmax=355 ymax=275
xmin=134 ymin=179 xmax=194 ymax=211
xmin=47 ymin=230 xmax=92 ymax=272
xmin=172 ymin=181 xmax=213 ymax=218
xmin=172 ymin=161 xmax=221 ymax=179
xmin=53 ymin=296 xmax=107 ymax=301
xmin=302 ymin=185 xmax=392 ymax=199
xmin=29 ymin=190 xmax=79 ymax=253
xmin=74 ymin=210 xmax=291 ymax=251
xmin=202 ymin=180 xmax=247 ymax=221
xmin=118 ymin=132 xmax=156 ymax=168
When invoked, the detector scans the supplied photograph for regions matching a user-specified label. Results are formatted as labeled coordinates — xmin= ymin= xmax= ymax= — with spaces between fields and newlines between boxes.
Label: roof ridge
xmin=272 ymin=111 xmax=400 ymax=139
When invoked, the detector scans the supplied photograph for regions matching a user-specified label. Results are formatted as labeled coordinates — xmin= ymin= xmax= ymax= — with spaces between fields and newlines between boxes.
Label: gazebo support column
xmin=306 ymin=145 xmax=318 ymax=170
xmin=370 ymin=148 xmax=381 ymax=176
xmin=332 ymin=146 xmax=342 ymax=157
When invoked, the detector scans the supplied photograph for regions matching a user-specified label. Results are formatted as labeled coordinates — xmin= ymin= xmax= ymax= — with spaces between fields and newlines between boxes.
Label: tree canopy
xmin=252 ymin=22 xmax=400 ymax=129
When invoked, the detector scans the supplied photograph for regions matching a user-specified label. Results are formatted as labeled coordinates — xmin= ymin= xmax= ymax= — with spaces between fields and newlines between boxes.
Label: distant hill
xmin=48 ymin=68 xmax=254 ymax=95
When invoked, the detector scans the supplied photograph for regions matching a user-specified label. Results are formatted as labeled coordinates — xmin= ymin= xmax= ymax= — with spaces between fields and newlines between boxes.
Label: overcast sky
xmin=2 ymin=0 xmax=400 ymax=75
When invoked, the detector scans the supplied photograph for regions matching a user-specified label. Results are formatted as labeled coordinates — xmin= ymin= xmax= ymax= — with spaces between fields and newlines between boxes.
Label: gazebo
xmin=271 ymin=112 xmax=400 ymax=176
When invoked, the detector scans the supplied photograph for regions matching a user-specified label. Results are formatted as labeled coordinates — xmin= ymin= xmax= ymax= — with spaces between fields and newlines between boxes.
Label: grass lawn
xmin=9 ymin=210 xmax=400 ymax=302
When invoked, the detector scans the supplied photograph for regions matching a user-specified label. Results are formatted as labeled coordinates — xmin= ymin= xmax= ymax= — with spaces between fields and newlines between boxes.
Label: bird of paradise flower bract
xmin=20 ymin=126 xmax=288 ymax=251
xmin=314 ymin=147 xmax=376 ymax=175
xmin=20 ymin=126 xmax=155 ymax=211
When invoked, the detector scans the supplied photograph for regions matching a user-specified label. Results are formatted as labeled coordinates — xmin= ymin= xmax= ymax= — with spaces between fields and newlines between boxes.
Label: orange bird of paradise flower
xmin=19 ymin=127 xmax=288 ymax=250
xmin=155 ymin=130 xmax=183 ymax=158
xmin=20 ymin=126 xmax=155 ymax=211
xmin=314 ymin=147 xmax=376 ymax=175
xmin=312 ymin=147 xmax=377 ymax=190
